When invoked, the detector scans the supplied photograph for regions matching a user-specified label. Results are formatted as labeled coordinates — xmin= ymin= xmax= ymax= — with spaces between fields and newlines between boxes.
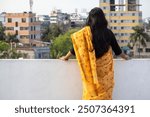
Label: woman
xmin=60 ymin=7 xmax=128 ymax=100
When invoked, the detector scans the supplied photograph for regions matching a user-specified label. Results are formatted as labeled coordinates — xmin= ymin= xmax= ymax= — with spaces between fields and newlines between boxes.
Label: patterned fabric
xmin=71 ymin=26 xmax=114 ymax=100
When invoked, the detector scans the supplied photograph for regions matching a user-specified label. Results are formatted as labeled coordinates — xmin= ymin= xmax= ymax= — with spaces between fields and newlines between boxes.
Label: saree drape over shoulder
xmin=71 ymin=26 xmax=114 ymax=100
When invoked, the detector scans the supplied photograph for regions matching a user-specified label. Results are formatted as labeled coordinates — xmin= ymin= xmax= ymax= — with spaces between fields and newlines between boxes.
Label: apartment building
xmin=50 ymin=9 xmax=70 ymax=26
xmin=4 ymin=12 xmax=41 ymax=45
xmin=99 ymin=0 xmax=142 ymax=47
xmin=70 ymin=12 xmax=87 ymax=27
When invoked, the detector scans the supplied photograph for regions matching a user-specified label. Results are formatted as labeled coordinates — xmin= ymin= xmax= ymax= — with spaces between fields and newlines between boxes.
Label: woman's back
xmin=92 ymin=27 xmax=122 ymax=58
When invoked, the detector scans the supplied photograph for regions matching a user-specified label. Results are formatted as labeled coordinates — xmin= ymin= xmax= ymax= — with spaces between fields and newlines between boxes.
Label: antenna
xmin=29 ymin=0 xmax=33 ymax=12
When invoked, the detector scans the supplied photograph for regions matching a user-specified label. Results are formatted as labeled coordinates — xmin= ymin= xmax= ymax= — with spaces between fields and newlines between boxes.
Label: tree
xmin=0 ymin=22 xmax=5 ymax=41
xmin=130 ymin=26 xmax=150 ymax=58
xmin=0 ymin=41 xmax=23 ymax=59
xmin=5 ymin=33 xmax=19 ymax=43
xmin=41 ymin=24 xmax=63 ymax=42
xmin=50 ymin=28 xmax=79 ymax=59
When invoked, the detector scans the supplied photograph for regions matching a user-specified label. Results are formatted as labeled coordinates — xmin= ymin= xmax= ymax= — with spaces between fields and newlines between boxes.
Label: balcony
xmin=0 ymin=59 xmax=150 ymax=100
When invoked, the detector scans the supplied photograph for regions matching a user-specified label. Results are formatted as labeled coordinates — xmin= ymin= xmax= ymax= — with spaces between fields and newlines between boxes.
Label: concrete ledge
xmin=0 ymin=59 xmax=150 ymax=100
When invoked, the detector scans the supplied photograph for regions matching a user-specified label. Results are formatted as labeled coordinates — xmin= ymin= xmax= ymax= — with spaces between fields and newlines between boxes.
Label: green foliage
xmin=5 ymin=33 xmax=19 ymax=43
xmin=0 ymin=41 xmax=10 ymax=52
xmin=50 ymin=28 xmax=80 ymax=59
xmin=41 ymin=24 xmax=63 ymax=42
xmin=0 ymin=22 xmax=18 ymax=42
xmin=0 ymin=41 xmax=24 ymax=59
xmin=130 ymin=26 xmax=150 ymax=47
xmin=130 ymin=26 xmax=150 ymax=57
xmin=0 ymin=22 xmax=5 ymax=41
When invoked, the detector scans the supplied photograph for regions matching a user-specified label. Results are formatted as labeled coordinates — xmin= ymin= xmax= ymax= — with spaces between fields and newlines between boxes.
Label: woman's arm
xmin=59 ymin=51 xmax=73 ymax=61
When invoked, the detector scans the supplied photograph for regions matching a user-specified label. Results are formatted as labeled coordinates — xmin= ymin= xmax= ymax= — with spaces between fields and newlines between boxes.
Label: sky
xmin=0 ymin=0 xmax=149 ymax=18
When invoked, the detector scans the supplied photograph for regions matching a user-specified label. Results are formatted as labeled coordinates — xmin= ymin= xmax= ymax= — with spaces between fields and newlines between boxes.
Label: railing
xmin=0 ymin=59 xmax=150 ymax=100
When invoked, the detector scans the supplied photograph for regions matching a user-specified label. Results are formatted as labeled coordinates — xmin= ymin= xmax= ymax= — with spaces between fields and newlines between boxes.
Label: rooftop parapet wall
xmin=0 ymin=59 xmax=150 ymax=100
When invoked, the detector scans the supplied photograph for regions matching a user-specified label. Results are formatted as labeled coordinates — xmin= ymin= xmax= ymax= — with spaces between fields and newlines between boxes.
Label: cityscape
xmin=0 ymin=0 xmax=150 ymax=59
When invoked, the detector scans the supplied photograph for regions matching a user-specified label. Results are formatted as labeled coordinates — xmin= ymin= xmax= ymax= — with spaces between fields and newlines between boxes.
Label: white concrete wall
xmin=0 ymin=59 xmax=150 ymax=100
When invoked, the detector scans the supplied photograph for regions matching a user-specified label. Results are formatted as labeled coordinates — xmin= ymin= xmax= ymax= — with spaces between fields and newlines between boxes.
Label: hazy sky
xmin=0 ymin=0 xmax=149 ymax=18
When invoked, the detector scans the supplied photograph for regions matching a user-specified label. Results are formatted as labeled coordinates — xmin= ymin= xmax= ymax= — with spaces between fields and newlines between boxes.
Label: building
xmin=33 ymin=46 xmax=50 ymax=59
xmin=0 ymin=12 xmax=6 ymax=25
xmin=50 ymin=9 xmax=70 ymax=26
xmin=70 ymin=12 xmax=88 ymax=27
xmin=37 ymin=15 xmax=50 ymax=35
xmin=99 ymin=0 xmax=142 ymax=48
xmin=17 ymin=46 xmax=50 ymax=59
xmin=37 ymin=15 xmax=50 ymax=25
xmin=4 ymin=12 xmax=41 ymax=46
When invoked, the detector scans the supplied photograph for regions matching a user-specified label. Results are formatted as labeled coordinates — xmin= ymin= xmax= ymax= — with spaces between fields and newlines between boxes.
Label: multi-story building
xmin=37 ymin=15 xmax=50 ymax=34
xmin=17 ymin=46 xmax=50 ymax=59
xmin=37 ymin=15 xmax=50 ymax=25
xmin=70 ymin=12 xmax=88 ymax=27
xmin=99 ymin=0 xmax=142 ymax=48
xmin=0 ymin=12 xmax=6 ymax=25
xmin=50 ymin=9 xmax=70 ymax=26
xmin=4 ymin=12 xmax=41 ymax=45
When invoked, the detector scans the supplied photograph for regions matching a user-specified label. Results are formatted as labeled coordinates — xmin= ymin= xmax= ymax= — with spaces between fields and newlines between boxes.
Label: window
xmin=20 ymin=35 xmax=29 ymax=39
xmin=6 ymin=27 xmax=14 ymax=30
xmin=114 ymin=33 xmax=118 ymax=36
xmin=114 ymin=27 xmax=117 ymax=30
xmin=31 ymin=35 xmax=33 ymax=39
xmin=22 ymin=18 xmax=26 ymax=23
xmin=103 ymin=0 xmax=106 ymax=3
xmin=103 ymin=7 xmax=106 ymax=10
xmin=34 ymin=35 xmax=36 ymax=39
xmin=110 ymin=0 xmax=115 ymax=4
xmin=121 ymin=20 xmax=124 ymax=23
xmin=114 ymin=13 xmax=116 ymax=16
xmin=20 ymin=27 xmax=29 ymax=30
xmin=121 ymin=27 xmax=124 ymax=29
xmin=138 ymin=48 xmax=143 ymax=52
xmin=132 ymin=20 xmax=135 ymax=23
xmin=30 ymin=18 xmax=33 ymax=22
xmin=34 ymin=26 xmax=36 ymax=31
xmin=139 ymin=12 xmax=142 ymax=16
xmin=132 ymin=13 xmax=135 ymax=16
xmin=146 ymin=48 xmax=150 ymax=52
xmin=38 ymin=53 xmax=41 ymax=58
xmin=114 ymin=20 xmax=117 ymax=23
xmin=16 ymin=30 xmax=18 ymax=35
xmin=124 ymin=40 xmax=128 ymax=43
xmin=31 ymin=26 xmax=33 ymax=31
xmin=15 ymin=22 xmax=18 ymax=27
xmin=121 ymin=13 xmax=123 ymax=16
xmin=121 ymin=40 xmax=124 ymax=43
xmin=8 ymin=18 xmax=12 ymax=23
xmin=121 ymin=33 xmax=124 ymax=36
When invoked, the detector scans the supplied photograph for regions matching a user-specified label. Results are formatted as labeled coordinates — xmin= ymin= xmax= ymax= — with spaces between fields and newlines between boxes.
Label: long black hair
xmin=86 ymin=7 xmax=111 ymax=58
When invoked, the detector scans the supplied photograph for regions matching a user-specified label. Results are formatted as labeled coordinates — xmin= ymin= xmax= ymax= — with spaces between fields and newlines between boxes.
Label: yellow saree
xmin=71 ymin=26 xmax=114 ymax=100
